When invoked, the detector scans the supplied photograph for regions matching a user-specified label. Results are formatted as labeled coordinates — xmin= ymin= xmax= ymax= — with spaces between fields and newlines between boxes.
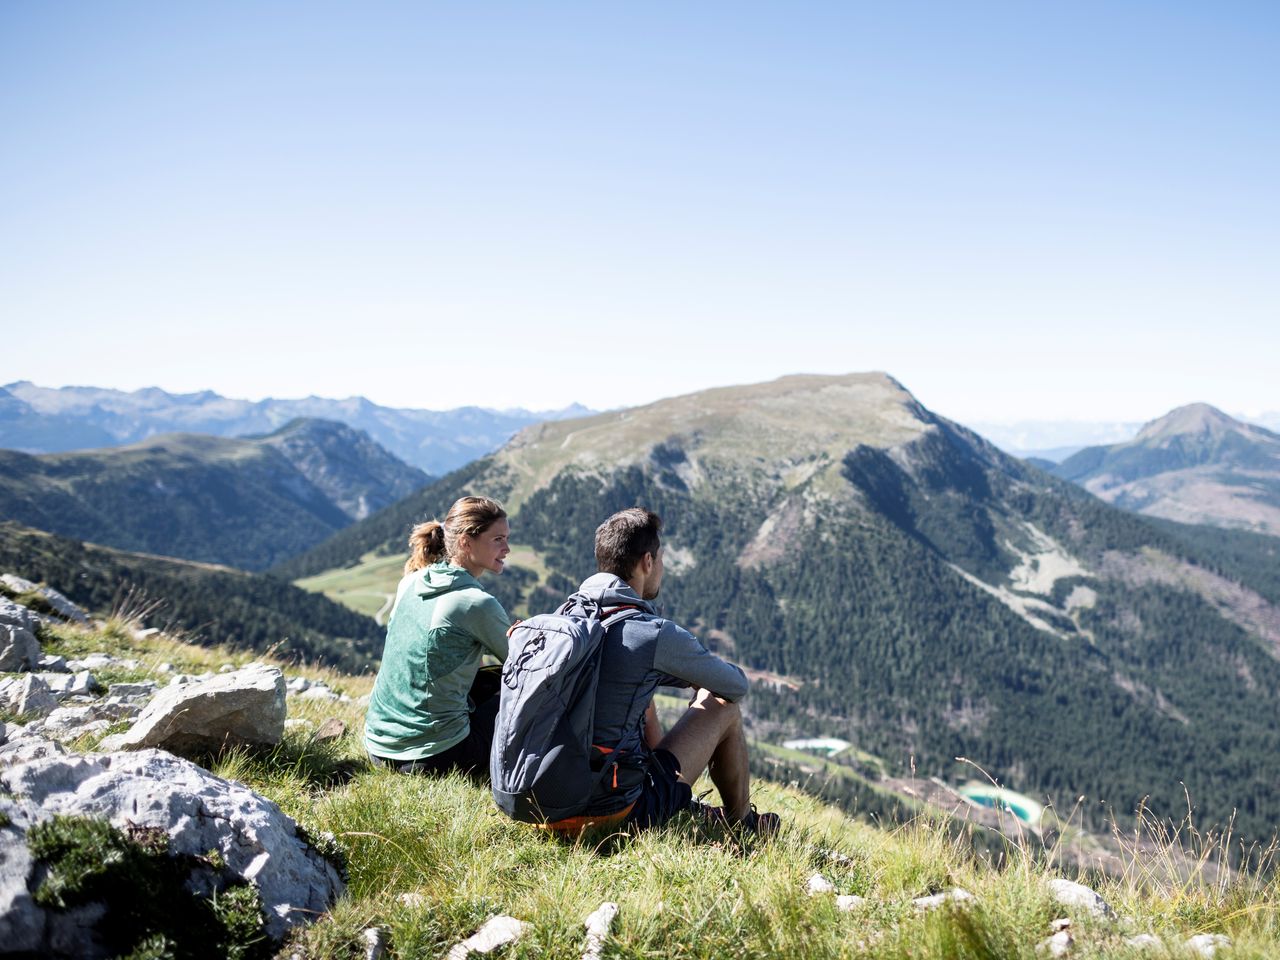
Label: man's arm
xmin=643 ymin=701 xmax=663 ymax=749
xmin=653 ymin=622 xmax=750 ymax=702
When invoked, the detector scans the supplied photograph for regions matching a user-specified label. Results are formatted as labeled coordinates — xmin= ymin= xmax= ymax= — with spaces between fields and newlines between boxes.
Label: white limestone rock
xmin=0 ymin=747 xmax=345 ymax=953
xmin=806 ymin=872 xmax=836 ymax=895
xmin=1 ymin=576 xmax=88 ymax=623
xmin=0 ymin=602 xmax=43 ymax=672
xmin=105 ymin=680 xmax=158 ymax=701
xmin=36 ymin=653 xmax=70 ymax=673
xmin=446 ymin=915 xmax=530 ymax=959
xmin=1186 ymin=933 xmax=1230 ymax=957
xmin=99 ymin=663 xmax=285 ymax=755
xmin=38 ymin=670 xmax=99 ymax=700
xmin=0 ymin=674 xmax=59 ymax=719
xmin=1046 ymin=878 xmax=1114 ymax=919
xmin=363 ymin=926 xmax=388 ymax=960
xmin=913 ymin=888 xmax=975 ymax=910
xmin=835 ymin=894 xmax=867 ymax=911
xmin=581 ymin=901 xmax=618 ymax=960
xmin=1125 ymin=933 xmax=1162 ymax=949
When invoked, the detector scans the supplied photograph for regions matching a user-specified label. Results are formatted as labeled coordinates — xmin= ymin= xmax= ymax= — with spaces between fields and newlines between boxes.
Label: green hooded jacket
xmin=364 ymin=562 xmax=511 ymax=760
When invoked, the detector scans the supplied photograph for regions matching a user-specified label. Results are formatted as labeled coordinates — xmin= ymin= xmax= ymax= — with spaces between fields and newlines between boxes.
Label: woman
xmin=365 ymin=496 xmax=512 ymax=779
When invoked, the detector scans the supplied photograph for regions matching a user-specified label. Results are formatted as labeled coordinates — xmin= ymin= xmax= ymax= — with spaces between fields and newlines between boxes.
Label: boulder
xmin=0 ymin=598 xmax=43 ymax=672
xmin=38 ymin=671 xmax=99 ymax=700
xmin=99 ymin=663 xmax=285 ymax=755
xmin=0 ymin=674 xmax=59 ymax=719
xmin=1045 ymin=878 xmax=1114 ymax=919
xmin=0 ymin=577 xmax=88 ymax=624
xmin=0 ymin=747 xmax=345 ymax=955
xmin=0 ymin=622 xmax=42 ymax=672
xmin=36 ymin=654 xmax=70 ymax=673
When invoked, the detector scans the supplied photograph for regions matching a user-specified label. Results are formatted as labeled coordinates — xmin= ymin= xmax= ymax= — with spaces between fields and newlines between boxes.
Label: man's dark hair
xmin=594 ymin=507 xmax=662 ymax=580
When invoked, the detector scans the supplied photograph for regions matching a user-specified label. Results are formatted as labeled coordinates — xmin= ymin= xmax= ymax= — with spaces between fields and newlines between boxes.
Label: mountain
xmin=280 ymin=372 xmax=1280 ymax=844
xmin=1052 ymin=403 xmax=1280 ymax=535
xmin=0 ymin=419 xmax=428 ymax=571
xmin=0 ymin=520 xmax=382 ymax=671
xmin=1 ymin=381 xmax=591 ymax=474
xmin=251 ymin=417 xmax=427 ymax=520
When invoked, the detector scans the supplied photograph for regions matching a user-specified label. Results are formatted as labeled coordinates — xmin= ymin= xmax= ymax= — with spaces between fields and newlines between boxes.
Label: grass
xmin=11 ymin=610 xmax=1280 ymax=958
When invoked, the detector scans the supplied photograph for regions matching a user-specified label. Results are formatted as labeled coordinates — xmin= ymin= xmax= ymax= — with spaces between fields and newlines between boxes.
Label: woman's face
xmin=461 ymin=517 xmax=510 ymax=577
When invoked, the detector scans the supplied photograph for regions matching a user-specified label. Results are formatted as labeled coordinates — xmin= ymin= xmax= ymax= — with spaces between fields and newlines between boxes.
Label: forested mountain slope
xmin=1052 ymin=403 xmax=1280 ymax=535
xmin=285 ymin=373 xmax=1280 ymax=842
xmin=0 ymin=420 xmax=426 ymax=570
xmin=0 ymin=521 xmax=382 ymax=671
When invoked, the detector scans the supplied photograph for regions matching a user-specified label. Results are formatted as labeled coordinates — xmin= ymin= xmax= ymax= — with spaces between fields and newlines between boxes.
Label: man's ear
xmin=636 ymin=551 xmax=655 ymax=577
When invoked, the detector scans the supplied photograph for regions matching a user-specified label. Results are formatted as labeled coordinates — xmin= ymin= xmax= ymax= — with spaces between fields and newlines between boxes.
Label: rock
xmin=581 ymin=901 xmax=618 ymax=960
xmin=286 ymin=676 xmax=312 ymax=693
xmin=1 ymin=576 xmax=88 ymax=623
xmin=806 ymin=872 xmax=836 ymax=895
xmin=32 ymin=706 xmax=96 ymax=741
xmin=0 ymin=595 xmax=43 ymax=633
xmin=312 ymin=718 xmax=347 ymax=743
xmin=284 ymin=718 xmax=314 ymax=733
xmin=299 ymin=685 xmax=341 ymax=702
xmin=0 ymin=598 xmax=44 ymax=673
xmin=66 ymin=653 xmax=136 ymax=672
xmin=39 ymin=671 xmax=99 ymax=700
xmin=105 ymin=681 xmax=158 ymax=701
xmin=99 ymin=664 xmax=286 ymax=755
xmin=363 ymin=926 xmax=387 ymax=960
xmin=132 ymin=627 xmax=160 ymax=640
xmin=1186 ymin=933 xmax=1230 ymax=957
xmin=397 ymin=891 xmax=427 ymax=908
xmin=913 ymin=888 xmax=975 ymax=910
xmin=1039 ymin=930 xmax=1073 ymax=956
xmin=446 ymin=915 xmax=530 ymax=959
xmin=219 ymin=663 xmax=236 ymax=673
xmin=157 ymin=662 xmax=175 ymax=673
xmin=1046 ymin=879 xmax=1114 ymax=919
xmin=0 ymin=736 xmax=69 ymax=766
xmin=36 ymin=654 xmax=70 ymax=673
xmin=1125 ymin=933 xmax=1162 ymax=949
xmin=835 ymin=894 xmax=867 ymax=911
xmin=0 ymin=747 xmax=345 ymax=951
xmin=0 ymin=674 xmax=59 ymax=719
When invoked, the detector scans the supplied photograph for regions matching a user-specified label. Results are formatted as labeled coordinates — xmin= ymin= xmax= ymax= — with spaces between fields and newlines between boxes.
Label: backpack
xmin=490 ymin=597 xmax=644 ymax=824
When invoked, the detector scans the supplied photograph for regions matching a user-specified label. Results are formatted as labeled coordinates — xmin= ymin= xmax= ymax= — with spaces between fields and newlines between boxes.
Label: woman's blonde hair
xmin=405 ymin=496 xmax=507 ymax=574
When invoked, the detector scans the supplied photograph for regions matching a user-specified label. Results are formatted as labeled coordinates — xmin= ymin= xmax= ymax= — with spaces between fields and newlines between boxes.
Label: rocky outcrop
xmin=0 ymin=575 xmax=89 ymax=624
xmin=0 ymin=597 xmax=43 ymax=671
xmin=99 ymin=663 xmax=286 ymax=755
xmin=0 ymin=747 xmax=345 ymax=955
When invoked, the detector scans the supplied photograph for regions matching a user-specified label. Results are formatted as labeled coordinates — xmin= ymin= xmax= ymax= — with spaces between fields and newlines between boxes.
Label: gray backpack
xmin=490 ymin=597 xmax=643 ymax=823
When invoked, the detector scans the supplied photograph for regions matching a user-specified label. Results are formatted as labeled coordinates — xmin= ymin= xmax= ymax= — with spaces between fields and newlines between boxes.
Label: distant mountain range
xmin=0 ymin=418 xmax=428 ymax=571
xmin=1051 ymin=403 xmax=1280 ymax=536
xmin=972 ymin=412 xmax=1280 ymax=462
xmin=280 ymin=372 xmax=1280 ymax=844
xmin=0 ymin=381 xmax=592 ymax=474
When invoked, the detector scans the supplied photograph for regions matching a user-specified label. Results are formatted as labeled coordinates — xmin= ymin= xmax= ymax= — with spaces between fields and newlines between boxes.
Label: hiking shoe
xmin=741 ymin=807 xmax=781 ymax=840
xmin=688 ymin=798 xmax=728 ymax=826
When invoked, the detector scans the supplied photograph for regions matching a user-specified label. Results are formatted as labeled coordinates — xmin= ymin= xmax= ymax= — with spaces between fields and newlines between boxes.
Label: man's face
xmin=643 ymin=543 xmax=664 ymax=600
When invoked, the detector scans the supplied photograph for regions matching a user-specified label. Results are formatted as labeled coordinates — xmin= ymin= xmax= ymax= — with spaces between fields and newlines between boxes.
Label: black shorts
xmin=625 ymin=748 xmax=693 ymax=830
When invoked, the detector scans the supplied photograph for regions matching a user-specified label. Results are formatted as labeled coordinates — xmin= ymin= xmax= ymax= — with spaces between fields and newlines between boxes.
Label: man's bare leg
xmin=657 ymin=688 xmax=751 ymax=822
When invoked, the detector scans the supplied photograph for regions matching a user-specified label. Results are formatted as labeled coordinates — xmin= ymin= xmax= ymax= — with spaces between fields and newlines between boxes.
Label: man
xmin=570 ymin=506 xmax=779 ymax=836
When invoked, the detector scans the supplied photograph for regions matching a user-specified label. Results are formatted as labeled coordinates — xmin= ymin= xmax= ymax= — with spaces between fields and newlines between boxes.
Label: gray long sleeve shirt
xmin=576 ymin=573 xmax=749 ymax=813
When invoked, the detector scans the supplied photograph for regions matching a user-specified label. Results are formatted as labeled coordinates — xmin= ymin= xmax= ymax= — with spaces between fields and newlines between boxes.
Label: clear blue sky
xmin=2 ymin=2 xmax=1276 ymax=423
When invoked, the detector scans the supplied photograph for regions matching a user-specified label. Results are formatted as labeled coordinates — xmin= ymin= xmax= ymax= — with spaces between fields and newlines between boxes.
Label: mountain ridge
xmin=0 ymin=419 xmax=428 ymax=571
xmin=1053 ymin=403 xmax=1280 ymax=535
xmin=2 ymin=381 xmax=593 ymax=474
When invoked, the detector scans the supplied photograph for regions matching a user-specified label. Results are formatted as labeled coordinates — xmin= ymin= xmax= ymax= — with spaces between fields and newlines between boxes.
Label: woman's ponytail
xmin=405 ymin=520 xmax=447 ymax=574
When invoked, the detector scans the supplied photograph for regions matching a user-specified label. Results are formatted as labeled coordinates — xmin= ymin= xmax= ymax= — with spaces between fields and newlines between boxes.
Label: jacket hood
xmin=417 ymin=562 xmax=482 ymax=599
xmin=575 ymin=573 xmax=659 ymax=615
